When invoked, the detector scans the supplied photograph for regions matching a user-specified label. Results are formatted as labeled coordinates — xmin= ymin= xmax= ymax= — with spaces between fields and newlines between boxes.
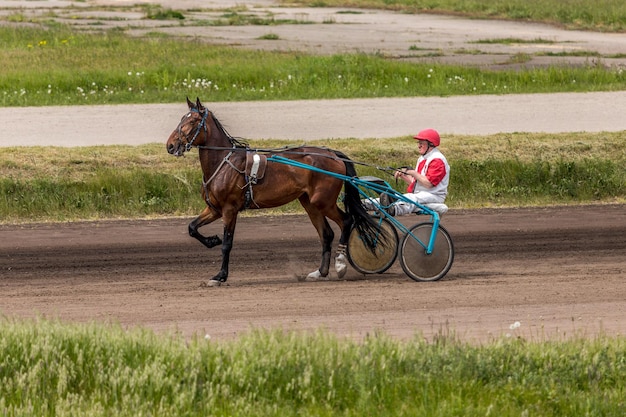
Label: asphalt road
xmin=3 ymin=91 xmax=626 ymax=147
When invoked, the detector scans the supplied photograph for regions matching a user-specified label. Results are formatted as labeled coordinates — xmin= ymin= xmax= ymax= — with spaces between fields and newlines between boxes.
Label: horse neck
xmin=198 ymin=118 xmax=238 ymax=178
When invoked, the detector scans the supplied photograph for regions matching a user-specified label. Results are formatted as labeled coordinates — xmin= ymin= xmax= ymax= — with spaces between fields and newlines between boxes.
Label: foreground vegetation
xmin=2 ymin=24 xmax=626 ymax=107
xmin=1 ymin=132 xmax=624 ymax=223
xmin=1 ymin=317 xmax=625 ymax=416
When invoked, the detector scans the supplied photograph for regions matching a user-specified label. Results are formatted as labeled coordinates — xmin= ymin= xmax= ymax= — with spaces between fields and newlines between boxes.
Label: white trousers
xmin=364 ymin=191 xmax=444 ymax=216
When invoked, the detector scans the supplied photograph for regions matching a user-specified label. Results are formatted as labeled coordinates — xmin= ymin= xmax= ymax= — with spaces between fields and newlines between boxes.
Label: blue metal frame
xmin=267 ymin=155 xmax=441 ymax=255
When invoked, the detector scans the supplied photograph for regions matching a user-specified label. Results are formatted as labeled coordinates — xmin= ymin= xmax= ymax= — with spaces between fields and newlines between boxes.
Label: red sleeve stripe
xmin=425 ymin=159 xmax=446 ymax=186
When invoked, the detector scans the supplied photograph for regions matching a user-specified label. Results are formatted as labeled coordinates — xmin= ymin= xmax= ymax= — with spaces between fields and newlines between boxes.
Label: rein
xmin=181 ymin=108 xmax=400 ymax=178
xmin=192 ymin=143 xmax=400 ymax=176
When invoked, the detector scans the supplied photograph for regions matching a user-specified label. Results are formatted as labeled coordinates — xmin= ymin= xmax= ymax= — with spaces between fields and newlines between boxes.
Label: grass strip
xmin=1 ymin=132 xmax=624 ymax=223
xmin=2 ymin=25 xmax=626 ymax=107
xmin=1 ymin=317 xmax=625 ymax=416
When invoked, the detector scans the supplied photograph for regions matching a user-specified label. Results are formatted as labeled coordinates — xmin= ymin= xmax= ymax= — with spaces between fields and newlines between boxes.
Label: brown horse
xmin=166 ymin=98 xmax=381 ymax=286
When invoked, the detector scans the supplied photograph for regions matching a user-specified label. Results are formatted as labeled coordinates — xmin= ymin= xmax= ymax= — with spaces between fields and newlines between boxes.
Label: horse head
xmin=166 ymin=97 xmax=210 ymax=157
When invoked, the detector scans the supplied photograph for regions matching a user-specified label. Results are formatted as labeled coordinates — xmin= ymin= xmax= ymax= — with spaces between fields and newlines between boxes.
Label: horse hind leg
xmin=300 ymin=198 xmax=334 ymax=281
xmin=331 ymin=210 xmax=352 ymax=279
xmin=305 ymin=219 xmax=334 ymax=281
xmin=334 ymin=243 xmax=348 ymax=279
xmin=312 ymin=200 xmax=352 ymax=280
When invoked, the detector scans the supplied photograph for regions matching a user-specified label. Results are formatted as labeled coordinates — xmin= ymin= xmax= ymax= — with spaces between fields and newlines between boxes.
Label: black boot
xmin=379 ymin=193 xmax=396 ymax=216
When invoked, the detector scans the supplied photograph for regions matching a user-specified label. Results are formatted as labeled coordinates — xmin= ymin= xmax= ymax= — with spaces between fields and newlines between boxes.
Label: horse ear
xmin=196 ymin=97 xmax=204 ymax=112
xmin=196 ymin=97 xmax=205 ymax=112
xmin=186 ymin=96 xmax=194 ymax=109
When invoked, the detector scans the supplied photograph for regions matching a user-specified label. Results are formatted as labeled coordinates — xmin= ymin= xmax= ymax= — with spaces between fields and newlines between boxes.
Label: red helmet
xmin=413 ymin=129 xmax=440 ymax=147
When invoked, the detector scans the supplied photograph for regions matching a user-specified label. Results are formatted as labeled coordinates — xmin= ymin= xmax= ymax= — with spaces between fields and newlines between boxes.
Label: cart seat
xmin=421 ymin=203 xmax=448 ymax=215
xmin=358 ymin=176 xmax=387 ymax=186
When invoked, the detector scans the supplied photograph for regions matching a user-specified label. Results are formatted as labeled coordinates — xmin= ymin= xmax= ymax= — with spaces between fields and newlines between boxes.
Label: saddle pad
xmin=245 ymin=152 xmax=267 ymax=182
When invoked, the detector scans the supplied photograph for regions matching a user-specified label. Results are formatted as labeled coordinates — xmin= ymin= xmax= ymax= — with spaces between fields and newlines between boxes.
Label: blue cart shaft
xmin=267 ymin=154 xmax=441 ymax=254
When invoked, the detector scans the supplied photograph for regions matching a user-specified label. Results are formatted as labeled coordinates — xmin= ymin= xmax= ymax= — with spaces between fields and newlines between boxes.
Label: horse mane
xmin=209 ymin=111 xmax=249 ymax=149
xmin=206 ymin=110 xmax=352 ymax=166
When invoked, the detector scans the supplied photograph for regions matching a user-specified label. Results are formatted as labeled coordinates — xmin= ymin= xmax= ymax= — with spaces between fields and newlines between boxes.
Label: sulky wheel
xmin=347 ymin=216 xmax=399 ymax=275
xmin=399 ymin=222 xmax=454 ymax=282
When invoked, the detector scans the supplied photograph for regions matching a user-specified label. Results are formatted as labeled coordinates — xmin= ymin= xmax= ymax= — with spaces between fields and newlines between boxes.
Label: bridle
xmin=176 ymin=107 xmax=209 ymax=154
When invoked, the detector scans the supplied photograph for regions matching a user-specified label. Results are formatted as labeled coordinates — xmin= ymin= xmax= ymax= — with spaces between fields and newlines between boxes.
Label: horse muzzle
xmin=166 ymin=139 xmax=187 ymax=157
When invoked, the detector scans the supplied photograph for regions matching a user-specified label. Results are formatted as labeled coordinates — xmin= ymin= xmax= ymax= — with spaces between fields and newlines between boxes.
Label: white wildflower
xmin=509 ymin=321 xmax=521 ymax=330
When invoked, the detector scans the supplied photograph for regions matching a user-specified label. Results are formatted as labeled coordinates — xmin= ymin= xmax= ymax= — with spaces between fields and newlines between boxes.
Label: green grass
xmin=257 ymin=32 xmax=281 ymax=40
xmin=145 ymin=6 xmax=185 ymax=20
xmin=285 ymin=0 xmax=626 ymax=32
xmin=1 ymin=25 xmax=626 ymax=107
xmin=472 ymin=37 xmax=556 ymax=45
xmin=1 ymin=132 xmax=624 ymax=223
xmin=1 ymin=317 xmax=625 ymax=416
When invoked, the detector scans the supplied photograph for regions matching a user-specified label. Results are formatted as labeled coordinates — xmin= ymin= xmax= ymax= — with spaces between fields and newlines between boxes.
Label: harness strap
xmin=201 ymin=150 xmax=261 ymax=212
xmin=222 ymin=153 xmax=258 ymax=209
xmin=201 ymin=176 xmax=219 ymax=213
xmin=224 ymin=155 xmax=245 ymax=175
xmin=206 ymin=152 xmax=232 ymax=184
xmin=200 ymin=152 xmax=233 ymax=213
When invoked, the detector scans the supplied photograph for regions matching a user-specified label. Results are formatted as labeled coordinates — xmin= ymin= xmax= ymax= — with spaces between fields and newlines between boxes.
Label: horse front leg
xmin=188 ymin=207 xmax=229 ymax=288
xmin=203 ymin=214 xmax=238 ymax=287
xmin=189 ymin=207 xmax=222 ymax=249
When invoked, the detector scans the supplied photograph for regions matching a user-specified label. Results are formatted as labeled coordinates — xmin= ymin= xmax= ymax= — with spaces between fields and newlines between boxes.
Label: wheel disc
xmin=347 ymin=217 xmax=399 ymax=274
xmin=399 ymin=222 xmax=454 ymax=282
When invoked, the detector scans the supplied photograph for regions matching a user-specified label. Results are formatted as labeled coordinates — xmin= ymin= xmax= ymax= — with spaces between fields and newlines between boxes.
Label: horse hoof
xmin=305 ymin=270 xmax=329 ymax=282
xmin=200 ymin=279 xmax=223 ymax=287
xmin=335 ymin=253 xmax=347 ymax=279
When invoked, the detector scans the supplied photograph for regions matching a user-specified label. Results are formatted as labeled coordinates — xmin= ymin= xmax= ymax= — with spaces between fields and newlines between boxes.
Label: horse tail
xmin=334 ymin=150 xmax=388 ymax=253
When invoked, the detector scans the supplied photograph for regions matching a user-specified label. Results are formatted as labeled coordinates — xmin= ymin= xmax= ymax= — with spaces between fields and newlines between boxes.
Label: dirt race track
xmin=1 ymin=0 xmax=626 ymax=343
xmin=1 ymin=204 xmax=625 ymax=343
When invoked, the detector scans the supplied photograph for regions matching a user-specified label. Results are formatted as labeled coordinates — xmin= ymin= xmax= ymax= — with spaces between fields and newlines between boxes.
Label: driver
xmin=366 ymin=128 xmax=450 ymax=216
